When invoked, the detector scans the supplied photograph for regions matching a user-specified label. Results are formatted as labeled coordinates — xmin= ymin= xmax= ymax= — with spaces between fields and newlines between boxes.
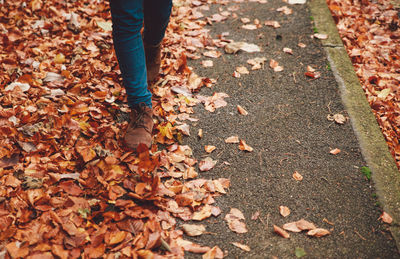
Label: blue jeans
xmin=110 ymin=0 xmax=172 ymax=108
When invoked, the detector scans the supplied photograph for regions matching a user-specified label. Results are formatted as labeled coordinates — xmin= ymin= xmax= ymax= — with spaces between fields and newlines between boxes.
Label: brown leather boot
xmin=144 ymin=42 xmax=162 ymax=82
xmin=124 ymin=105 xmax=154 ymax=150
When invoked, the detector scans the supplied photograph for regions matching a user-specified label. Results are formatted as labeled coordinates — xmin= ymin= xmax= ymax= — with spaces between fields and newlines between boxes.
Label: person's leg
xmin=110 ymin=0 xmax=153 ymax=149
xmin=143 ymin=0 xmax=173 ymax=46
xmin=109 ymin=0 xmax=152 ymax=108
xmin=142 ymin=0 xmax=173 ymax=81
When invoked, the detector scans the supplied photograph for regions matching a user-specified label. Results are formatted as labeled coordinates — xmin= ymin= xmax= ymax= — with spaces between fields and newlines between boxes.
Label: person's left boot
xmin=124 ymin=104 xmax=154 ymax=150
xmin=144 ymin=42 xmax=162 ymax=82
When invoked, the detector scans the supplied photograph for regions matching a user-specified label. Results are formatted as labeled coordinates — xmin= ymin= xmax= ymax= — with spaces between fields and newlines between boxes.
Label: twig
xmin=354 ymin=230 xmax=367 ymax=241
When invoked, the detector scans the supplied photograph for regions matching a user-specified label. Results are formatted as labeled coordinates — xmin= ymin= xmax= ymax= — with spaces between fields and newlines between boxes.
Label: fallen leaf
xmin=292 ymin=171 xmax=303 ymax=181
xmin=237 ymin=105 xmax=248 ymax=115
xmin=182 ymin=224 xmax=206 ymax=236
xmin=205 ymin=145 xmax=216 ymax=153
xmin=198 ymin=129 xmax=203 ymax=138
xmin=236 ymin=66 xmax=249 ymax=75
xmin=241 ymin=18 xmax=251 ymax=23
xmin=225 ymin=42 xmax=261 ymax=54
xmin=242 ymin=24 xmax=258 ymax=30
xmin=247 ymin=57 xmax=267 ymax=70
xmin=264 ymin=20 xmax=280 ymax=28
xmin=202 ymin=60 xmax=214 ymax=67
xmin=269 ymin=59 xmax=284 ymax=72
xmin=295 ymin=247 xmax=306 ymax=258
xmin=313 ymin=33 xmax=329 ymax=40
xmin=225 ymin=136 xmax=239 ymax=143
xmin=296 ymin=219 xmax=316 ymax=230
xmin=232 ymin=242 xmax=251 ymax=251
xmin=333 ymin=113 xmax=346 ymax=124
xmin=225 ymin=208 xmax=248 ymax=233
xmin=329 ymin=148 xmax=341 ymax=155
xmin=279 ymin=206 xmax=291 ymax=217
xmin=298 ymin=43 xmax=306 ymax=48
xmin=283 ymin=222 xmax=301 ymax=232
xmin=202 ymin=246 xmax=223 ymax=259
xmin=277 ymin=6 xmax=293 ymax=15
xmin=274 ymin=225 xmax=290 ymax=238
xmin=283 ymin=47 xmax=293 ymax=54
xmin=233 ymin=71 xmax=241 ymax=78
xmin=307 ymin=228 xmax=331 ymax=237
xmin=193 ymin=205 xmax=212 ymax=221
xmin=199 ymin=157 xmax=217 ymax=171
xmin=203 ymin=50 xmax=222 ymax=58
xmin=380 ymin=212 xmax=393 ymax=224
xmin=239 ymin=140 xmax=254 ymax=152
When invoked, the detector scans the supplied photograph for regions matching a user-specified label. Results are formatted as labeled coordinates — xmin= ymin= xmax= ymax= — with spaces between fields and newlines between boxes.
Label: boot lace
xmin=131 ymin=104 xmax=151 ymax=133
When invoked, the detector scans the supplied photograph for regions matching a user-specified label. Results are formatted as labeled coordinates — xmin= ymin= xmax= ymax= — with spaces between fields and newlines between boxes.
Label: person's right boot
xmin=144 ymin=42 xmax=162 ymax=82
xmin=124 ymin=104 xmax=153 ymax=150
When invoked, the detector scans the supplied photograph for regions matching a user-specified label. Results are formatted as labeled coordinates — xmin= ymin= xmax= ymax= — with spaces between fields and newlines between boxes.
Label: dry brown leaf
xmin=193 ymin=205 xmax=212 ymax=221
xmin=277 ymin=6 xmax=293 ymax=15
xmin=292 ymin=171 xmax=303 ymax=181
xmin=313 ymin=33 xmax=328 ymax=40
xmin=330 ymin=148 xmax=341 ymax=155
xmin=202 ymin=246 xmax=223 ymax=259
xmin=239 ymin=140 xmax=253 ymax=152
xmin=109 ymin=231 xmax=127 ymax=245
xmin=269 ymin=59 xmax=284 ymax=72
xmin=198 ymin=129 xmax=203 ymax=138
xmin=237 ymin=105 xmax=248 ymax=115
xmin=236 ymin=66 xmax=249 ymax=74
xmin=296 ymin=219 xmax=317 ymax=230
xmin=233 ymin=71 xmax=241 ymax=78
xmin=380 ymin=211 xmax=393 ymax=224
xmin=333 ymin=113 xmax=346 ymax=124
xmin=205 ymin=145 xmax=216 ymax=153
xmin=203 ymin=50 xmax=222 ymax=58
xmin=242 ymin=24 xmax=258 ymax=30
xmin=241 ymin=17 xmax=251 ymax=23
xmin=225 ymin=208 xmax=248 ymax=233
xmin=282 ymin=222 xmax=301 ymax=232
xmin=232 ymin=242 xmax=251 ymax=251
xmin=279 ymin=206 xmax=291 ymax=217
xmin=283 ymin=47 xmax=293 ymax=54
xmin=298 ymin=43 xmax=306 ymax=48
xmin=307 ymin=228 xmax=331 ymax=237
xmin=264 ymin=20 xmax=280 ymax=28
xmin=182 ymin=224 xmax=206 ymax=236
xmin=273 ymin=225 xmax=290 ymax=238
xmin=202 ymin=60 xmax=214 ymax=67
xmin=225 ymin=136 xmax=239 ymax=143
xmin=199 ymin=157 xmax=217 ymax=171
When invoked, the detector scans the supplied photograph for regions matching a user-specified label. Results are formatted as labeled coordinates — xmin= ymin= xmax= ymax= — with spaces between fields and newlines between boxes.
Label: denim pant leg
xmin=143 ymin=0 xmax=173 ymax=45
xmin=110 ymin=0 xmax=152 ymax=108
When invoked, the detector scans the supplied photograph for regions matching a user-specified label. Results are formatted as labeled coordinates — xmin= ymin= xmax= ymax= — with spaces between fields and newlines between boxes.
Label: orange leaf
xmin=237 ymin=105 xmax=248 ymax=115
xmin=307 ymin=228 xmax=331 ymax=237
xmin=273 ymin=225 xmax=290 ymax=238
xmin=109 ymin=231 xmax=127 ymax=245
xmin=380 ymin=212 xmax=393 ymax=224
xmin=239 ymin=140 xmax=253 ymax=152
xmin=279 ymin=206 xmax=291 ymax=217
xmin=292 ymin=171 xmax=303 ymax=181
xmin=329 ymin=148 xmax=341 ymax=155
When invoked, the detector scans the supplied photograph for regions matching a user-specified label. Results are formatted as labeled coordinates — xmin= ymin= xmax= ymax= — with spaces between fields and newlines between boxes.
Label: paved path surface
xmin=182 ymin=0 xmax=399 ymax=258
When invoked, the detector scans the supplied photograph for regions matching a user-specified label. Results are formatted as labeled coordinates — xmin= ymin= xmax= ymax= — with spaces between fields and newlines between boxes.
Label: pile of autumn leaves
xmin=0 ymin=0 xmax=339 ymax=258
xmin=0 ymin=0 xmax=233 ymax=258
xmin=327 ymin=0 xmax=400 ymax=165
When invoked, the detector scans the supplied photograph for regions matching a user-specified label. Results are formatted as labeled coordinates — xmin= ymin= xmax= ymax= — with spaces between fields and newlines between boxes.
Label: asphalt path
xmin=182 ymin=0 xmax=399 ymax=258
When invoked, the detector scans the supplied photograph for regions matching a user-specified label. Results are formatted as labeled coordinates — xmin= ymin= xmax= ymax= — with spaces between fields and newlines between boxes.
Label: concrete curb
xmin=309 ymin=0 xmax=400 ymax=250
